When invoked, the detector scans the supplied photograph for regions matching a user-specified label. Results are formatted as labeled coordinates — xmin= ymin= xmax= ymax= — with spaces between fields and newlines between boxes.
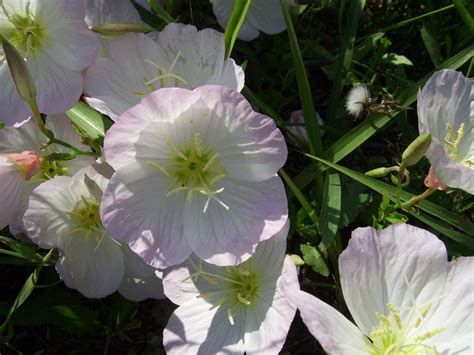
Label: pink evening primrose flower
xmin=162 ymin=222 xmax=299 ymax=355
xmin=0 ymin=151 xmax=39 ymax=229
xmin=210 ymin=0 xmax=295 ymax=41
xmin=0 ymin=0 xmax=99 ymax=126
xmin=100 ymin=85 xmax=288 ymax=269
xmin=284 ymin=223 xmax=474 ymax=354
xmin=288 ymin=109 xmax=325 ymax=146
xmin=0 ymin=116 xmax=96 ymax=235
xmin=84 ymin=23 xmax=245 ymax=120
xmin=417 ymin=69 xmax=473 ymax=194
xmin=23 ymin=164 xmax=165 ymax=300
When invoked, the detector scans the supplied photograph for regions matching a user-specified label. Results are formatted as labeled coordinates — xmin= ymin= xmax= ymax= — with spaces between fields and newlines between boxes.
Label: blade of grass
xmin=146 ymin=0 xmax=175 ymax=24
xmin=452 ymin=0 xmax=474 ymax=35
xmin=0 ymin=249 xmax=54 ymax=336
xmin=304 ymin=154 xmax=474 ymax=242
xmin=421 ymin=23 xmax=443 ymax=67
xmin=326 ymin=0 xmax=366 ymax=123
xmin=319 ymin=173 xmax=342 ymax=246
xmin=280 ymin=0 xmax=323 ymax=157
xmin=279 ymin=169 xmax=319 ymax=227
xmin=224 ymin=0 xmax=251 ymax=59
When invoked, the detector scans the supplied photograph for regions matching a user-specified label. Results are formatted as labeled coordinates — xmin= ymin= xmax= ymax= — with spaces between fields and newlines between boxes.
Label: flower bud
xmin=91 ymin=23 xmax=152 ymax=37
xmin=3 ymin=151 xmax=40 ymax=180
xmin=424 ymin=166 xmax=447 ymax=191
xmin=365 ymin=166 xmax=398 ymax=178
xmin=1 ymin=37 xmax=37 ymax=103
xmin=401 ymin=134 xmax=432 ymax=167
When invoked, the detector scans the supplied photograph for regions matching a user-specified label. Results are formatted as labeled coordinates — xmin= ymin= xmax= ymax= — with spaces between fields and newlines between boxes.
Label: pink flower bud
xmin=424 ymin=166 xmax=447 ymax=191
xmin=3 ymin=151 xmax=40 ymax=180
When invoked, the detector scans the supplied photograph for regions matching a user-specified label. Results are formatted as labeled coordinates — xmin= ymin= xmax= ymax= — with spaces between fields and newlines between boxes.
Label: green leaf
xmin=0 ymin=236 xmax=43 ymax=263
xmin=0 ymin=249 xmax=54 ymax=336
xmin=65 ymin=102 xmax=112 ymax=141
xmin=339 ymin=178 xmax=371 ymax=228
xmin=383 ymin=53 xmax=414 ymax=66
xmin=146 ymin=0 xmax=175 ymax=24
xmin=304 ymin=155 xmax=474 ymax=247
xmin=300 ymin=244 xmax=330 ymax=277
xmin=326 ymin=0 xmax=366 ymax=123
xmin=319 ymin=173 xmax=342 ymax=246
xmin=280 ymin=0 xmax=323 ymax=157
xmin=452 ymin=0 xmax=474 ymax=35
xmin=224 ymin=0 xmax=251 ymax=59
xmin=420 ymin=23 xmax=443 ymax=67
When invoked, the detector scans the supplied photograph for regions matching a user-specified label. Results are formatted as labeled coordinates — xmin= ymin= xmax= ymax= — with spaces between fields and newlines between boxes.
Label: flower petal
xmin=183 ymin=177 xmax=288 ymax=266
xmin=56 ymin=232 xmax=124 ymax=298
xmin=286 ymin=290 xmax=369 ymax=354
xmin=0 ymin=157 xmax=24 ymax=228
xmin=100 ymin=161 xmax=191 ymax=269
xmin=339 ymin=224 xmax=448 ymax=336
xmin=0 ymin=63 xmax=32 ymax=126
xmin=195 ymin=85 xmax=288 ymax=182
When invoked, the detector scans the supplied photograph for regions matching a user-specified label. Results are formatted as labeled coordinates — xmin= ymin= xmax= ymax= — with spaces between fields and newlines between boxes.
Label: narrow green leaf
xmin=65 ymin=102 xmax=112 ymax=141
xmin=280 ymin=0 xmax=323 ymax=157
xmin=452 ymin=0 xmax=474 ymax=35
xmin=0 ymin=249 xmax=54 ymax=335
xmin=0 ymin=236 xmax=45 ymax=263
xmin=147 ymin=0 xmax=175 ymax=24
xmin=326 ymin=0 xmax=366 ymax=123
xmin=224 ymin=0 xmax=251 ymax=59
xmin=319 ymin=173 xmax=342 ymax=246
xmin=300 ymin=244 xmax=330 ymax=277
xmin=304 ymin=155 xmax=474 ymax=245
xmin=420 ymin=23 xmax=443 ymax=67
xmin=280 ymin=169 xmax=319 ymax=227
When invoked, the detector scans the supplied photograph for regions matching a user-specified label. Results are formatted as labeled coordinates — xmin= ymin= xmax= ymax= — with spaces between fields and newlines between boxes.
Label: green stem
xmin=400 ymin=188 xmax=436 ymax=209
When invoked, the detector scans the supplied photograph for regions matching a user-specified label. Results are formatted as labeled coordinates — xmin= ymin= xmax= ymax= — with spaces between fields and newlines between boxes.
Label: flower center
xmin=1 ymin=4 xmax=48 ymax=58
xmin=147 ymin=133 xmax=228 ymax=212
xmin=67 ymin=198 xmax=104 ymax=241
xmin=36 ymin=160 xmax=68 ymax=181
xmin=190 ymin=259 xmax=262 ymax=325
xmin=443 ymin=123 xmax=473 ymax=169
xmin=368 ymin=303 xmax=444 ymax=355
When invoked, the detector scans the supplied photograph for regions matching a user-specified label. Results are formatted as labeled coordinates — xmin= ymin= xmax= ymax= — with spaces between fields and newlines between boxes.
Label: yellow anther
xmin=197 ymin=291 xmax=216 ymax=299
xmin=146 ymin=160 xmax=170 ymax=176
xmin=370 ymin=329 xmax=390 ymax=338
xmin=420 ymin=303 xmax=432 ymax=318
xmin=415 ymin=328 xmax=444 ymax=342
xmin=237 ymin=293 xmax=251 ymax=305
xmin=387 ymin=304 xmax=402 ymax=329
xmin=384 ymin=344 xmax=397 ymax=355
xmin=227 ymin=308 xmax=235 ymax=325
xmin=376 ymin=312 xmax=391 ymax=328
xmin=194 ymin=133 xmax=204 ymax=157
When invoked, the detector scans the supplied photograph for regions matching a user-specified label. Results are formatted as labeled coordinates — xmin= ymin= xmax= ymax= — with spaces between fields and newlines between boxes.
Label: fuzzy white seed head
xmin=346 ymin=85 xmax=371 ymax=118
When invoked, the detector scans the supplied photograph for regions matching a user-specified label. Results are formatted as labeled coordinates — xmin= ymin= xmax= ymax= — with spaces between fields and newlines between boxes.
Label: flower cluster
xmin=0 ymin=1 xmax=472 ymax=354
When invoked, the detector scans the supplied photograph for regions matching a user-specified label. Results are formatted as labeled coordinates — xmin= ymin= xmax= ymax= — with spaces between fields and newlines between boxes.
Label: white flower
xmin=162 ymin=223 xmax=299 ymax=354
xmin=24 ymin=164 xmax=164 ymax=300
xmin=0 ymin=151 xmax=39 ymax=229
xmin=0 ymin=0 xmax=99 ymax=126
xmin=346 ymin=85 xmax=371 ymax=118
xmin=84 ymin=23 xmax=244 ymax=120
xmin=284 ymin=224 xmax=474 ymax=354
xmin=0 ymin=116 xmax=96 ymax=234
xmin=210 ymin=0 xmax=295 ymax=41
xmin=100 ymin=86 xmax=288 ymax=269
xmin=417 ymin=69 xmax=473 ymax=194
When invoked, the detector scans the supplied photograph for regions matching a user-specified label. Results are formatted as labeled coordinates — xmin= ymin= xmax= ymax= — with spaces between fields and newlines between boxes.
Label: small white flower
xmin=284 ymin=224 xmax=474 ymax=354
xmin=346 ymin=85 xmax=371 ymax=118
xmin=417 ymin=69 xmax=473 ymax=193
xmin=162 ymin=223 xmax=299 ymax=354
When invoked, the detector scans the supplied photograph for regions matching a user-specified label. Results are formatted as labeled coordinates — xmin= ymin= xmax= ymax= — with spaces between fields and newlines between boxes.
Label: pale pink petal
xmin=0 ymin=157 xmax=25 ymax=228
xmin=100 ymin=161 xmax=191 ymax=269
xmin=339 ymin=224 xmax=448 ymax=336
xmin=56 ymin=232 xmax=124 ymax=298
xmin=286 ymin=290 xmax=370 ymax=354
xmin=195 ymin=85 xmax=288 ymax=182
xmin=184 ymin=177 xmax=288 ymax=266
xmin=210 ymin=0 xmax=260 ymax=41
